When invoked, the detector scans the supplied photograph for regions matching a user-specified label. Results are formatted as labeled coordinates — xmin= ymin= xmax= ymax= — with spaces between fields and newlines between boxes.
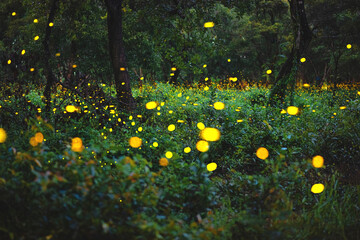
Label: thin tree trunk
xmin=269 ymin=0 xmax=312 ymax=105
xmin=43 ymin=0 xmax=59 ymax=117
xmin=105 ymin=0 xmax=135 ymax=112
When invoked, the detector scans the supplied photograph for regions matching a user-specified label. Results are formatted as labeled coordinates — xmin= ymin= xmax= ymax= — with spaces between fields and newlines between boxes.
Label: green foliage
xmin=2 ymin=83 xmax=359 ymax=238
xmin=1 ymin=0 xmax=360 ymax=238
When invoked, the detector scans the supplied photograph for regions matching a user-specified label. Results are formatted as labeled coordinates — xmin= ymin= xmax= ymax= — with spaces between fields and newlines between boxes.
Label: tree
xmin=268 ymin=0 xmax=312 ymax=105
xmin=43 ymin=0 xmax=59 ymax=115
xmin=104 ymin=0 xmax=135 ymax=111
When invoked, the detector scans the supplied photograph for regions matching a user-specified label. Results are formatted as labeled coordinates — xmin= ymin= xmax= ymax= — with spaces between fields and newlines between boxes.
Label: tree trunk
xmin=269 ymin=0 xmax=312 ymax=105
xmin=105 ymin=0 xmax=135 ymax=112
xmin=43 ymin=0 xmax=59 ymax=117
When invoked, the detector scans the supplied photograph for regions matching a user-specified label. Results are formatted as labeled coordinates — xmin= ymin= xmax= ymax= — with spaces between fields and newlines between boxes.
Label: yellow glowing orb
xmin=34 ymin=36 xmax=39 ymax=41
xmin=204 ymin=86 xmax=209 ymax=91
xmin=287 ymin=106 xmax=299 ymax=115
xmin=168 ymin=124 xmax=176 ymax=132
xmin=256 ymin=147 xmax=269 ymax=160
xmin=339 ymin=106 xmax=346 ymax=110
xmin=311 ymin=183 xmax=324 ymax=194
xmin=49 ymin=22 xmax=54 ymax=27
xmin=33 ymin=19 xmax=38 ymax=23
xmin=159 ymin=158 xmax=169 ymax=166
xmin=34 ymin=132 xmax=44 ymax=143
xmin=66 ymin=105 xmax=76 ymax=113
xmin=29 ymin=137 xmax=38 ymax=147
xmin=129 ymin=137 xmax=142 ymax=148
xmin=146 ymin=101 xmax=157 ymax=109
xmin=153 ymin=142 xmax=158 ymax=147
xmin=73 ymin=64 xmax=77 ymax=68
xmin=21 ymin=49 xmax=26 ymax=55
xmin=12 ymin=12 xmax=16 ymax=16
xmin=120 ymin=67 xmax=126 ymax=71
xmin=312 ymin=155 xmax=324 ymax=168
xmin=71 ymin=137 xmax=83 ymax=152
xmin=55 ymin=53 xmax=60 ymax=57
xmin=184 ymin=147 xmax=191 ymax=153
xmin=0 ymin=128 xmax=7 ymax=143
xmin=203 ymin=64 xmax=207 ymax=68
xmin=165 ymin=151 xmax=173 ymax=159
xmin=303 ymin=83 xmax=310 ymax=87
xmin=266 ymin=69 xmax=272 ymax=75
xmin=227 ymin=59 xmax=231 ymax=62
xmin=300 ymin=58 xmax=306 ymax=63
xmin=214 ymin=102 xmax=225 ymax=110
xmin=196 ymin=140 xmax=209 ymax=152
xmin=200 ymin=128 xmax=221 ymax=142
xmin=7 ymin=60 xmax=11 ymax=65
xmin=171 ymin=67 xmax=176 ymax=71
xmin=280 ymin=109 xmax=286 ymax=114
xmin=347 ymin=44 xmax=352 ymax=49
xmin=204 ymin=22 xmax=214 ymax=28
xmin=197 ymin=122 xmax=205 ymax=130
xmin=30 ymin=68 xmax=35 ymax=72
xmin=207 ymin=162 xmax=217 ymax=171
xmin=138 ymin=127 xmax=143 ymax=132
xmin=170 ymin=73 xmax=174 ymax=76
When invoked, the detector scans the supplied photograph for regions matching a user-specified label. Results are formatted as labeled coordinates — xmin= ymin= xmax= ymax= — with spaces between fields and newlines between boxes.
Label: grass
xmin=0 ymin=82 xmax=360 ymax=239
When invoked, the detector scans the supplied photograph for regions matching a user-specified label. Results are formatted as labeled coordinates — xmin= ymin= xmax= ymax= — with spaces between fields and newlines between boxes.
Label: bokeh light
xmin=29 ymin=137 xmax=38 ymax=147
xmin=66 ymin=105 xmax=76 ymax=113
xmin=311 ymin=183 xmax=324 ymax=194
xmin=197 ymin=122 xmax=205 ymax=130
xmin=71 ymin=137 xmax=83 ymax=152
xmin=159 ymin=158 xmax=169 ymax=166
xmin=214 ymin=102 xmax=225 ymax=110
xmin=0 ymin=128 xmax=7 ymax=143
xmin=196 ymin=140 xmax=209 ymax=152
xmin=129 ymin=137 xmax=142 ymax=148
xmin=200 ymin=128 xmax=221 ymax=142
xmin=168 ymin=124 xmax=176 ymax=132
xmin=204 ymin=22 xmax=214 ymax=28
xmin=312 ymin=155 xmax=324 ymax=168
xmin=207 ymin=162 xmax=217 ymax=171
xmin=165 ymin=151 xmax=173 ymax=159
xmin=256 ymin=147 xmax=269 ymax=160
xmin=146 ymin=101 xmax=157 ymax=109
xmin=287 ymin=106 xmax=299 ymax=115
xmin=184 ymin=147 xmax=191 ymax=153
xmin=34 ymin=132 xmax=44 ymax=143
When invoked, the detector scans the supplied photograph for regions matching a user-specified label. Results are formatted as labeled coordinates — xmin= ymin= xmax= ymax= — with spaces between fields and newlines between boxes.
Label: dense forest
xmin=1 ymin=0 xmax=360 ymax=239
